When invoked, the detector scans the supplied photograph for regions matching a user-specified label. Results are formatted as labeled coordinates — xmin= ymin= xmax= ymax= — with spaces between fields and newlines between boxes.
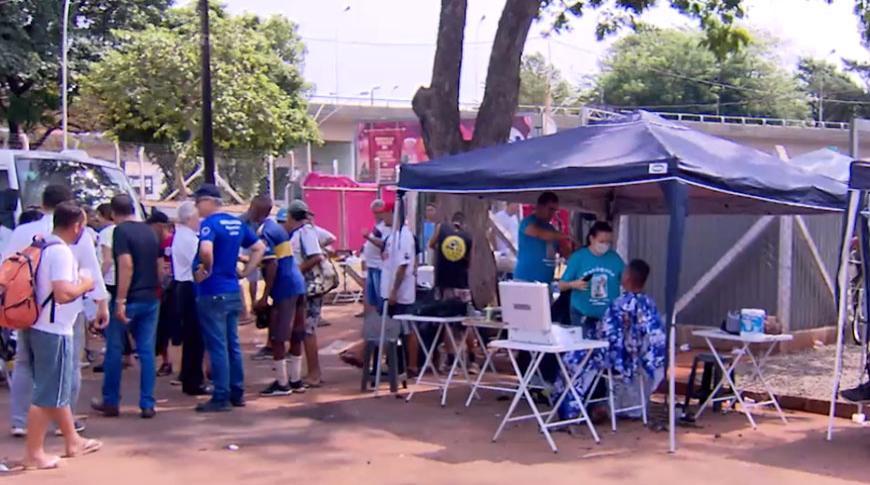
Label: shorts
xmin=270 ymin=295 xmax=303 ymax=343
xmin=305 ymin=295 xmax=323 ymax=336
xmin=365 ymin=268 xmax=382 ymax=306
xmin=24 ymin=328 xmax=74 ymax=408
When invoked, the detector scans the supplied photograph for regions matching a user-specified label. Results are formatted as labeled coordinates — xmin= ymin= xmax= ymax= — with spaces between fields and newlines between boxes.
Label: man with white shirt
xmin=492 ymin=202 xmax=520 ymax=275
xmin=172 ymin=201 xmax=208 ymax=396
xmin=380 ymin=206 xmax=416 ymax=315
xmin=361 ymin=199 xmax=391 ymax=314
xmin=22 ymin=201 xmax=103 ymax=469
xmin=5 ymin=185 xmax=109 ymax=437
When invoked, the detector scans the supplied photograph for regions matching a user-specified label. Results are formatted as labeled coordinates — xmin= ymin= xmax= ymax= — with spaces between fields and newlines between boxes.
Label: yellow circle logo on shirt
xmin=441 ymin=235 xmax=467 ymax=262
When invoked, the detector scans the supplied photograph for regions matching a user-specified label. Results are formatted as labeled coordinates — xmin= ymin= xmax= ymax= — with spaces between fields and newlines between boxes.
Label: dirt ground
xmin=1 ymin=303 xmax=869 ymax=484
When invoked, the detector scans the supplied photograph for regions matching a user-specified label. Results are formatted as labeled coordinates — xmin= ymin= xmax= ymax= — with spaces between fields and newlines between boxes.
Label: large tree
xmin=414 ymin=0 xmax=870 ymax=306
xmin=81 ymin=4 xmax=319 ymax=198
xmin=0 ymin=0 xmax=170 ymax=147
xmin=519 ymin=52 xmax=577 ymax=106
xmin=798 ymin=58 xmax=870 ymax=123
xmin=595 ymin=28 xmax=810 ymax=119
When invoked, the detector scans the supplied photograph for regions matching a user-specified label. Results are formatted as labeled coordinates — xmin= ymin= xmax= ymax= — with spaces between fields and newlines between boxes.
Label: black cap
xmin=193 ymin=183 xmax=221 ymax=200
xmin=146 ymin=209 xmax=170 ymax=225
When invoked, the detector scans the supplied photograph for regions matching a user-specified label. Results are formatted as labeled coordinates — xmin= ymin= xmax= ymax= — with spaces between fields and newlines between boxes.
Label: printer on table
xmin=498 ymin=281 xmax=586 ymax=346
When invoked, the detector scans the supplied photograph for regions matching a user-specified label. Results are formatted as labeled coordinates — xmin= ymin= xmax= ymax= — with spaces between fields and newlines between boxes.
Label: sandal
xmin=21 ymin=455 xmax=61 ymax=470
xmin=64 ymin=438 xmax=103 ymax=458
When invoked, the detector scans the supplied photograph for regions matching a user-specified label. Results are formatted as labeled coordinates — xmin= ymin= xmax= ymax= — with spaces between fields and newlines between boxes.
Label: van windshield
xmin=15 ymin=157 xmax=141 ymax=216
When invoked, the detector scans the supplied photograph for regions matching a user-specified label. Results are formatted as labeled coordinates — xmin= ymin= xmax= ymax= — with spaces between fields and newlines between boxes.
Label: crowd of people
xmin=5 ymin=179 xmax=670 ymax=470
xmin=4 ymin=183 xmax=335 ymax=470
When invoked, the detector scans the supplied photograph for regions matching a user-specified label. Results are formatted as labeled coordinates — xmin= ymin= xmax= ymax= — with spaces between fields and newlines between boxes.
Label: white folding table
xmin=489 ymin=338 xmax=609 ymax=453
xmin=692 ymin=329 xmax=794 ymax=428
xmin=394 ymin=314 xmax=472 ymax=407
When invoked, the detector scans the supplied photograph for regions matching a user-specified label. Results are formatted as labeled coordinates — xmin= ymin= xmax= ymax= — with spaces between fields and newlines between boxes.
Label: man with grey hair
xmin=361 ymin=199 xmax=391 ymax=314
xmin=171 ymin=201 xmax=208 ymax=395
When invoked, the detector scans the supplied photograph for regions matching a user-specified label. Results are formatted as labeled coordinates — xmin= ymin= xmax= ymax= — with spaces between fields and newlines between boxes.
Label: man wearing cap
xmin=285 ymin=200 xmax=327 ymax=387
xmin=192 ymin=184 xmax=266 ymax=412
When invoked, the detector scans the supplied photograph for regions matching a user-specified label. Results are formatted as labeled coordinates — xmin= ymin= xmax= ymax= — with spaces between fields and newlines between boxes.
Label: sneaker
xmin=183 ymin=385 xmax=213 ymax=396
xmin=841 ymin=382 xmax=870 ymax=402
xmin=90 ymin=398 xmax=120 ymax=417
xmin=260 ymin=381 xmax=292 ymax=397
xmin=195 ymin=401 xmax=232 ymax=413
xmin=251 ymin=346 xmax=272 ymax=361
xmin=140 ymin=408 xmax=156 ymax=419
xmin=170 ymin=379 xmax=182 ymax=387
xmin=231 ymin=397 xmax=247 ymax=408
xmin=289 ymin=381 xmax=307 ymax=394
xmin=156 ymin=363 xmax=173 ymax=377
xmin=467 ymin=362 xmax=481 ymax=375
xmin=10 ymin=427 xmax=25 ymax=438
xmin=55 ymin=420 xmax=86 ymax=436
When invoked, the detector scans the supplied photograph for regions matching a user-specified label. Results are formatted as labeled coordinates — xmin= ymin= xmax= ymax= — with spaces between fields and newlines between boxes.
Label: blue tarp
xmin=398 ymin=111 xmax=846 ymax=215
xmin=789 ymin=148 xmax=851 ymax=183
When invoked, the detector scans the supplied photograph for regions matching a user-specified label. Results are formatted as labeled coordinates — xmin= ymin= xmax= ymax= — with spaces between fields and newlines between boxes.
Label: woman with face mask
xmin=558 ymin=221 xmax=625 ymax=337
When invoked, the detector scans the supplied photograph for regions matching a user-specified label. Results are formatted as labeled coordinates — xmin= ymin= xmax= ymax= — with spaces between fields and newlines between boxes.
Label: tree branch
xmin=412 ymin=0 xmax=467 ymax=159
xmin=30 ymin=125 xmax=59 ymax=150
xmin=471 ymin=0 xmax=541 ymax=149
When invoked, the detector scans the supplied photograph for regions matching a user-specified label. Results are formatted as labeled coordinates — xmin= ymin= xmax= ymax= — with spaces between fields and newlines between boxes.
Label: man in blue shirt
xmin=248 ymin=196 xmax=308 ymax=397
xmin=193 ymin=184 xmax=265 ymax=412
xmin=514 ymin=192 xmax=570 ymax=283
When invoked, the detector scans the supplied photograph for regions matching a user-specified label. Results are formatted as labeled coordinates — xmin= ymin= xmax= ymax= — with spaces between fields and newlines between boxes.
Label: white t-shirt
xmin=315 ymin=226 xmax=336 ymax=247
xmin=33 ymin=236 xmax=80 ymax=336
xmin=493 ymin=210 xmax=520 ymax=254
xmin=362 ymin=222 xmax=391 ymax=270
xmin=2 ymin=216 xmax=108 ymax=302
xmin=380 ymin=226 xmax=416 ymax=305
xmin=172 ymin=224 xmax=198 ymax=282
xmin=98 ymin=224 xmax=115 ymax=286
xmin=290 ymin=224 xmax=323 ymax=270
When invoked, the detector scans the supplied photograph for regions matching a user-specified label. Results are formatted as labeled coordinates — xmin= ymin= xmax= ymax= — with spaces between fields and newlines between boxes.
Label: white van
xmin=0 ymin=149 xmax=142 ymax=236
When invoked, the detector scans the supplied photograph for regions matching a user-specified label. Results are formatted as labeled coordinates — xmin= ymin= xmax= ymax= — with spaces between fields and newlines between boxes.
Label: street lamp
xmin=334 ymin=5 xmax=351 ymax=97
xmin=370 ymin=85 xmax=381 ymax=106
xmin=61 ymin=0 xmax=71 ymax=150
xmin=199 ymin=0 xmax=216 ymax=184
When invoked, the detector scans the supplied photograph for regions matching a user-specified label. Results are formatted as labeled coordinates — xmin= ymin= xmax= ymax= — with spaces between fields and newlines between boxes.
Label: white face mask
xmin=591 ymin=242 xmax=610 ymax=255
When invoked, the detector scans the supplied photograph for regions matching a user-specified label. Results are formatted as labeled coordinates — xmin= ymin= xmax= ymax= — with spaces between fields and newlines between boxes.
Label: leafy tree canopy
xmin=594 ymin=28 xmax=810 ymax=119
xmin=0 ymin=0 xmax=171 ymax=141
xmin=799 ymin=57 xmax=870 ymax=122
xmin=519 ymin=52 xmax=578 ymax=106
xmin=81 ymin=3 xmax=320 ymax=197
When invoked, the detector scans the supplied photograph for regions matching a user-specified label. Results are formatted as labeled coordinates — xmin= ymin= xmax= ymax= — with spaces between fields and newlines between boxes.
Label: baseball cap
xmin=146 ymin=209 xmax=170 ymax=225
xmin=287 ymin=199 xmax=313 ymax=217
xmin=193 ymin=183 xmax=221 ymax=201
xmin=276 ymin=207 xmax=288 ymax=223
xmin=378 ymin=201 xmax=395 ymax=213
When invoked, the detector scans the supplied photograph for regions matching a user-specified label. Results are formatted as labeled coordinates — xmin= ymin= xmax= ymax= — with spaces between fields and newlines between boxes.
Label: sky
xmin=223 ymin=0 xmax=870 ymax=105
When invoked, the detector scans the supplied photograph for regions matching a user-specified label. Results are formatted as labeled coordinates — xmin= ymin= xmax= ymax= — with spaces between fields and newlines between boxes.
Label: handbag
xmin=299 ymin=225 xmax=339 ymax=298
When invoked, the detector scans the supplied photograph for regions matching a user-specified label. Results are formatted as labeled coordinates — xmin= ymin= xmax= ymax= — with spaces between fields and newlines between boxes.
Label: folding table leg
xmin=406 ymin=322 xmax=444 ymax=403
xmin=694 ymin=339 xmax=744 ymax=420
xmin=640 ymin=373 xmax=648 ymax=425
xmin=442 ymin=325 xmax=473 ymax=407
xmin=745 ymin=343 xmax=788 ymax=424
xmin=607 ymin=367 xmax=617 ymax=432
xmin=465 ymin=327 xmax=495 ymax=407
xmin=699 ymin=341 xmax=757 ymax=429
xmin=493 ymin=350 xmax=558 ymax=452
xmin=546 ymin=350 xmax=595 ymax=425
xmin=554 ymin=356 xmax=601 ymax=444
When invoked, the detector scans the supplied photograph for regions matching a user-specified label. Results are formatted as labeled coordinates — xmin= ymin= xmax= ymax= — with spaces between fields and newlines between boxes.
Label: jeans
xmin=10 ymin=313 xmax=85 ymax=428
xmin=176 ymin=281 xmax=205 ymax=393
xmin=197 ymin=293 xmax=244 ymax=405
xmin=102 ymin=299 xmax=159 ymax=410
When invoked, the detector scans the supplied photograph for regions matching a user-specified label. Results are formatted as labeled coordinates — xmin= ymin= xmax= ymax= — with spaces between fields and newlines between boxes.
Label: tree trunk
xmin=413 ymin=0 xmax=542 ymax=308
xmin=6 ymin=118 xmax=22 ymax=149
xmin=173 ymin=154 xmax=189 ymax=200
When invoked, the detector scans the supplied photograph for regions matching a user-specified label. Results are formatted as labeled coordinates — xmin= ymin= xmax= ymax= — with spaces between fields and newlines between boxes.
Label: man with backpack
xmin=17 ymin=201 xmax=103 ymax=469
xmin=4 ymin=185 xmax=109 ymax=437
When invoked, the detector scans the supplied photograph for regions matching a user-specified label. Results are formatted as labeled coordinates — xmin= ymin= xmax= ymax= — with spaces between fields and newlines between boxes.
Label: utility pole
xmin=199 ymin=0 xmax=216 ymax=184
xmin=61 ymin=0 xmax=71 ymax=150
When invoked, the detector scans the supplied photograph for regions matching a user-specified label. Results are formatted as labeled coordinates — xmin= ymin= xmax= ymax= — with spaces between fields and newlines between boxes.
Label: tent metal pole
xmin=827 ymin=189 xmax=861 ymax=440
xmin=668 ymin=312 xmax=677 ymax=453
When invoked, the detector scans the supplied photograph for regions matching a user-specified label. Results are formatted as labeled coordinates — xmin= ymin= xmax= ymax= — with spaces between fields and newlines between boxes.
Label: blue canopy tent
xmin=397 ymin=112 xmax=847 ymax=452
xmin=827 ymin=160 xmax=870 ymax=440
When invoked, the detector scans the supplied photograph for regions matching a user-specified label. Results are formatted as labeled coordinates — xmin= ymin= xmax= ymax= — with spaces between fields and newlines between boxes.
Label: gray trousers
xmin=9 ymin=313 xmax=86 ymax=428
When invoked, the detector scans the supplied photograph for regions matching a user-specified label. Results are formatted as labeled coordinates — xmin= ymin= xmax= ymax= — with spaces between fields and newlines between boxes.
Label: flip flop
xmin=303 ymin=380 xmax=324 ymax=388
xmin=63 ymin=438 xmax=103 ymax=458
xmin=20 ymin=455 xmax=61 ymax=471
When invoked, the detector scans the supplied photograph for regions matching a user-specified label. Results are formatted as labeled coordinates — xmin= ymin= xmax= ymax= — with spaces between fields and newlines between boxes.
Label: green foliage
xmin=81 ymin=4 xmax=320 ymax=198
xmin=799 ymin=58 xmax=870 ymax=122
xmin=519 ymin=53 xmax=577 ymax=106
xmin=0 ymin=0 xmax=170 ymax=137
xmin=595 ymin=28 xmax=810 ymax=119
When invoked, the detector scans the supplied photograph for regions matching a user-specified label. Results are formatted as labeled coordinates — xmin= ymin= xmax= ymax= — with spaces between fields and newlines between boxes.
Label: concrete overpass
xmin=306 ymin=96 xmax=870 ymax=179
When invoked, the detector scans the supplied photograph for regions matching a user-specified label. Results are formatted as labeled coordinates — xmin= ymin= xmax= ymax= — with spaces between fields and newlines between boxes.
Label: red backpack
xmin=0 ymin=239 xmax=61 ymax=330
